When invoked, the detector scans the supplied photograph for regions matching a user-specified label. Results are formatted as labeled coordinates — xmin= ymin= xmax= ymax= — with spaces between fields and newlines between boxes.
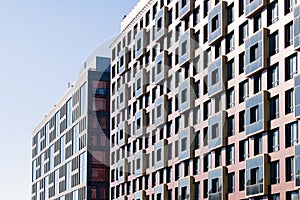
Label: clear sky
xmin=0 ymin=0 xmax=138 ymax=199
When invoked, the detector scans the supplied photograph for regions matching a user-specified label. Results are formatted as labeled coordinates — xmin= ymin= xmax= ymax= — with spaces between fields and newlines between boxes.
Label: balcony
xmin=245 ymin=28 xmax=268 ymax=77
xmin=178 ymin=126 xmax=194 ymax=161
xmin=118 ymin=121 xmax=128 ymax=147
xmin=154 ymin=184 xmax=167 ymax=200
xmin=135 ymin=109 xmax=146 ymax=138
xmin=155 ymin=7 xmax=168 ymax=41
xmin=117 ymin=158 xmax=128 ymax=183
xmin=134 ymin=150 xmax=146 ymax=177
xmin=135 ymin=68 xmax=146 ymax=98
xmin=295 ymin=5 xmax=300 ymax=51
xmin=208 ymin=111 xmax=226 ymax=150
xmin=118 ymin=84 xmax=128 ymax=110
xmin=245 ymin=91 xmax=268 ymax=137
xmin=118 ymin=47 xmax=128 ymax=75
xmin=208 ymin=1 xmax=226 ymax=45
xmin=154 ymin=139 xmax=167 ymax=170
xmin=295 ymin=75 xmax=300 ymax=118
xmin=154 ymin=95 xmax=168 ymax=126
xmin=246 ymin=154 xmax=269 ymax=197
xmin=245 ymin=0 xmax=266 ymax=18
xmin=134 ymin=191 xmax=146 ymax=200
xmin=208 ymin=56 xmax=226 ymax=97
xmin=179 ymin=176 xmax=195 ymax=200
xmin=179 ymin=28 xmax=194 ymax=67
xmin=295 ymin=144 xmax=300 ymax=187
xmin=135 ymin=29 xmax=146 ymax=59
xmin=179 ymin=77 xmax=195 ymax=113
xmin=208 ymin=167 xmax=226 ymax=200
xmin=179 ymin=0 xmax=194 ymax=19
xmin=154 ymin=51 xmax=168 ymax=83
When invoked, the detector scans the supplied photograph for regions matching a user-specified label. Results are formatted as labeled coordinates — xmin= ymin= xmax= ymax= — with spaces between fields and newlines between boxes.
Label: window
xmin=211 ymin=69 xmax=219 ymax=85
xmin=227 ymin=115 xmax=235 ymax=137
xmin=228 ymin=173 xmax=235 ymax=193
xmin=211 ymin=178 xmax=219 ymax=193
xmin=181 ymin=41 xmax=187 ymax=55
xmin=226 ymin=32 xmax=235 ymax=53
xmin=285 ymin=54 xmax=298 ymax=80
xmin=157 ymin=149 xmax=161 ymax=162
xmin=286 ymin=156 xmax=295 ymax=181
xmin=268 ymin=63 xmax=279 ymax=89
xmin=271 ymin=194 xmax=280 ymax=200
xmin=239 ymin=110 xmax=245 ymax=132
xmin=226 ymin=145 xmax=235 ymax=165
xmin=239 ymin=139 xmax=249 ymax=161
xmin=227 ymin=3 xmax=234 ymax=24
xmin=253 ymin=74 xmax=261 ymax=94
xmin=285 ymin=0 xmax=297 ymax=14
xmin=254 ymin=135 xmax=263 ymax=155
xmin=181 ymin=89 xmax=187 ymax=103
xmin=215 ymin=42 xmax=221 ymax=58
xmin=239 ymin=0 xmax=244 ymax=16
xmin=250 ymin=167 xmax=259 ymax=185
xmin=239 ymin=21 xmax=248 ymax=45
xmin=270 ymin=95 xmax=279 ymax=120
xmin=211 ymin=124 xmax=219 ymax=139
xmin=285 ymin=89 xmax=294 ymax=114
xmin=239 ymin=52 xmax=245 ymax=74
xmin=239 ymin=169 xmax=245 ymax=191
xmin=250 ymin=44 xmax=259 ymax=63
xmin=215 ymin=149 xmax=222 ymax=167
xmin=204 ymin=153 xmax=211 ymax=172
xmin=227 ymin=87 xmax=235 ymax=108
xmin=203 ymin=179 xmax=208 ymax=198
xmin=203 ymin=127 xmax=208 ymax=146
xmin=285 ymin=22 xmax=294 ymax=47
xmin=204 ymin=0 xmax=211 ymax=17
xmin=286 ymin=122 xmax=298 ymax=147
xmin=269 ymin=128 xmax=280 ymax=152
xmin=212 ymin=15 xmax=219 ymax=32
xmin=286 ymin=190 xmax=299 ymax=200
xmin=250 ymin=105 xmax=259 ymax=124
xmin=268 ymin=1 xmax=278 ymax=25
xmin=270 ymin=160 xmax=280 ymax=184
xmin=181 ymin=137 xmax=187 ymax=151
xmin=269 ymin=31 xmax=279 ymax=56
xmin=253 ymin=13 xmax=261 ymax=33
xmin=203 ymin=100 xmax=211 ymax=120
xmin=227 ymin=59 xmax=235 ymax=80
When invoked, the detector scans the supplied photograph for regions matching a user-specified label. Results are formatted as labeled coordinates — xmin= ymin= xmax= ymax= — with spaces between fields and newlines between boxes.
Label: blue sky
xmin=0 ymin=0 xmax=138 ymax=199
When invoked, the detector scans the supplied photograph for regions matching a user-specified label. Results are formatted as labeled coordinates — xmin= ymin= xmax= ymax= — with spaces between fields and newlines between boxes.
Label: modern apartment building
xmin=110 ymin=0 xmax=300 ymax=199
xmin=31 ymin=56 xmax=110 ymax=200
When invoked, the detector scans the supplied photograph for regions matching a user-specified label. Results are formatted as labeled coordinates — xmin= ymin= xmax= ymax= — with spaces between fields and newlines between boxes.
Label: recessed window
xmin=181 ymin=40 xmax=187 ymax=55
xmin=212 ymin=15 xmax=219 ymax=32
xmin=267 ymin=0 xmax=278 ymax=25
xmin=250 ymin=44 xmax=259 ymax=63
xmin=228 ymin=173 xmax=235 ymax=193
xmin=157 ymin=149 xmax=162 ymax=161
xmin=136 ymin=158 xmax=141 ymax=169
xmin=269 ymin=31 xmax=278 ymax=56
xmin=285 ymin=0 xmax=297 ymax=14
xmin=156 ymin=61 xmax=162 ymax=74
xmin=120 ymin=129 xmax=124 ymax=140
xmin=250 ymin=167 xmax=259 ymax=185
xmin=137 ymin=118 xmax=141 ymax=130
xmin=250 ymin=105 xmax=259 ymax=124
xmin=211 ymin=178 xmax=219 ymax=193
xmin=137 ymin=38 xmax=142 ymax=51
xmin=285 ymin=89 xmax=294 ymax=114
xmin=270 ymin=160 xmax=280 ymax=184
xmin=157 ymin=18 xmax=162 ymax=32
xmin=253 ymin=74 xmax=261 ymax=94
xmin=211 ymin=69 xmax=219 ymax=85
xmin=212 ymin=123 xmax=219 ymax=139
xmin=157 ymin=105 xmax=162 ymax=118
xmin=285 ymin=22 xmax=294 ymax=47
xmin=120 ymin=92 xmax=124 ymax=103
xmin=181 ymin=137 xmax=187 ymax=151
xmin=239 ymin=21 xmax=248 ymax=45
xmin=286 ymin=121 xmax=298 ymax=147
xmin=268 ymin=128 xmax=280 ymax=153
xmin=268 ymin=63 xmax=279 ymax=89
xmin=253 ymin=13 xmax=261 ymax=33
xmin=286 ymin=156 xmax=295 ymax=181
xmin=285 ymin=54 xmax=298 ymax=81
xmin=181 ymin=89 xmax=188 ymax=103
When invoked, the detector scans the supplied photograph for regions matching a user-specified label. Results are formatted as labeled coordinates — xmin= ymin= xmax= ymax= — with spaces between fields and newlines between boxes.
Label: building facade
xmin=31 ymin=57 xmax=111 ymax=200
xmin=110 ymin=0 xmax=300 ymax=199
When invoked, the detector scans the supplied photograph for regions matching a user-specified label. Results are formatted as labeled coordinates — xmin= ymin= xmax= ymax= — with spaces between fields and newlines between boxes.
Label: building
xmin=110 ymin=0 xmax=300 ymax=199
xmin=31 ymin=56 xmax=111 ymax=200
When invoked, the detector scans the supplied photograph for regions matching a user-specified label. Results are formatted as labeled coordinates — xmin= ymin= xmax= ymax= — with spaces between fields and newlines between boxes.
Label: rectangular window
xmin=239 ymin=0 xmax=244 ymax=16
xmin=211 ymin=124 xmax=219 ymax=139
xmin=204 ymin=0 xmax=211 ymax=17
xmin=250 ymin=105 xmax=259 ymax=124
xmin=226 ymin=144 xmax=235 ymax=165
xmin=226 ymin=32 xmax=235 ymax=53
xmin=285 ymin=0 xmax=297 ymax=14
xmin=239 ymin=80 xmax=248 ymax=103
xmin=268 ymin=63 xmax=279 ymax=89
xmin=212 ymin=16 xmax=219 ymax=32
xmin=253 ymin=13 xmax=261 ymax=33
xmin=215 ymin=149 xmax=222 ymax=167
xmin=239 ymin=169 xmax=245 ymax=191
xmin=239 ymin=110 xmax=245 ymax=132
xmin=239 ymin=139 xmax=249 ymax=161
xmin=239 ymin=22 xmax=248 ymax=45
xmin=269 ymin=128 xmax=280 ymax=152
xmin=286 ymin=122 xmax=298 ymax=147
xmin=270 ymin=95 xmax=279 ymax=120
xmin=250 ymin=167 xmax=259 ymax=185
xmin=267 ymin=1 xmax=278 ymax=25
xmin=286 ymin=156 xmax=295 ymax=181
xmin=250 ymin=44 xmax=259 ymax=63
xmin=285 ymin=22 xmax=294 ymax=47
xmin=227 ymin=59 xmax=235 ymax=80
xmin=204 ymin=100 xmax=211 ymax=120
xmin=227 ymin=87 xmax=235 ymax=109
xmin=253 ymin=74 xmax=261 ymax=94
xmin=285 ymin=89 xmax=294 ymax=114
xmin=270 ymin=160 xmax=280 ymax=184
xmin=239 ymin=52 xmax=245 ymax=74
xmin=285 ymin=54 xmax=298 ymax=80
xmin=227 ymin=115 xmax=235 ymax=137
xmin=228 ymin=173 xmax=235 ymax=193
xmin=211 ymin=69 xmax=219 ymax=86
xmin=227 ymin=3 xmax=234 ymax=24
xmin=269 ymin=31 xmax=279 ymax=56
xmin=254 ymin=135 xmax=262 ymax=155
